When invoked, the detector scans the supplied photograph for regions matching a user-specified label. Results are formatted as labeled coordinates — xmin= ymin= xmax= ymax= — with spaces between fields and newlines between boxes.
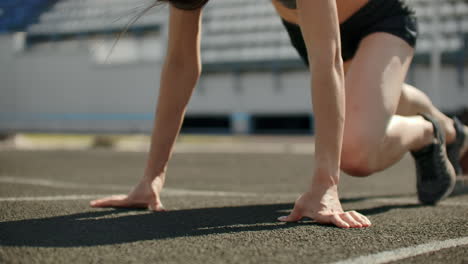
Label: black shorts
xmin=281 ymin=0 xmax=419 ymax=64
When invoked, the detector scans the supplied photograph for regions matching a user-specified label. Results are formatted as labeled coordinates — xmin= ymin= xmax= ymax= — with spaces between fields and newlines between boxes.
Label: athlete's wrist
xmin=142 ymin=168 xmax=166 ymax=183
xmin=310 ymin=167 xmax=340 ymax=189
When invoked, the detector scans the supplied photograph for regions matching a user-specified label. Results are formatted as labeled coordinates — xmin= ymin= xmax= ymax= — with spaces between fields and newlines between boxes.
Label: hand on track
xmin=278 ymin=185 xmax=371 ymax=228
xmin=90 ymin=176 xmax=165 ymax=211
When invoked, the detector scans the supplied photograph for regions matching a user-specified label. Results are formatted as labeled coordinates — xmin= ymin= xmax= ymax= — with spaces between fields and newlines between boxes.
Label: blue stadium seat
xmin=0 ymin=0 xmax=57 ymax=33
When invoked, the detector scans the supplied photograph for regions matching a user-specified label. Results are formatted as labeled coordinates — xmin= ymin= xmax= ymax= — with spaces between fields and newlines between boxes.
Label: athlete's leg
xmin=340 ymin=32 xmax=435 ymax=176
xmin=396 ymin=83 xmax=457 ymax=144
xmin=345 ymin=59 xmax=454 ymax=142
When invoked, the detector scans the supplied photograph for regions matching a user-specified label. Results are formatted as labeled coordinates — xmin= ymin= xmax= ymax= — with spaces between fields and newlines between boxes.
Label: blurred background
xmin=0 ymin=0 xmax=467 ymax=144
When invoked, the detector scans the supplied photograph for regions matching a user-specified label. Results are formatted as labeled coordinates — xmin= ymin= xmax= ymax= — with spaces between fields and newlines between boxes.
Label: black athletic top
xmin=172 ymin=0 xmax=210 ymax=10
xmin=172 ymin=0 xmax=296 ymax=10
xmin=276 ymin=0 xmax=297 ymax=9
xmin=173 ymin=0 xmax=296 ymax=10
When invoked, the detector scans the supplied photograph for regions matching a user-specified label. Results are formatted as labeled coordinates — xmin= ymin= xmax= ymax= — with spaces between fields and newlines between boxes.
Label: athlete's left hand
xmin=277 ymin=184 xmax=371 ymax=228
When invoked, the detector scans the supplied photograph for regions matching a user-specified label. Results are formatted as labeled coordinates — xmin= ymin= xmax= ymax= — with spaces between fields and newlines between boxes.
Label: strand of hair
xmin=104 ymin=1 xmax=162 ymax=63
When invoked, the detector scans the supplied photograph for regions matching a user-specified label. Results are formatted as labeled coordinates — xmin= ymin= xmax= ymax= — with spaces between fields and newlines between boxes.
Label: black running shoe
xmin=446 ymin=117 xmax=465 ymax=176
xmin=410 ymin=114 xmax=456 ymax=205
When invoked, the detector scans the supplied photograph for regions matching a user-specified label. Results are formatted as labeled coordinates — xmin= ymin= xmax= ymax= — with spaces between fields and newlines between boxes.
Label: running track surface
xmin=0 ymin=148 xmax=467 ymax=264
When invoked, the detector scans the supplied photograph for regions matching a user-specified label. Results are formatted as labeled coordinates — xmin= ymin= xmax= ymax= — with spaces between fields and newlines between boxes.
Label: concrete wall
xmin=0 ymin=35 xmax=161 ymax=132
xmin=189 ymin=71 xmax=311 ymax=114
xmin=411 ymin=66 xmax=468 ymax=111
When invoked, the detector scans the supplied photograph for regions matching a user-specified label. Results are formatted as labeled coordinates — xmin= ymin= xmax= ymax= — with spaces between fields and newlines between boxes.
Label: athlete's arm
xmin=278 ymin=0 xmax=371 ymax=228
xmin=298 ymin=0 xmax=344 ymax=186
xmin=143 ymin=5 xmax=203 ymax=180
xmin=90 ymin=5 xmax=203 ymax=210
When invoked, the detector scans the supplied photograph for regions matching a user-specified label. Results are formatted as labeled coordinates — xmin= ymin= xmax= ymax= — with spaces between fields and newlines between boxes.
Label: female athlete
xmin=90 ymin=0 xmax=468 ymax=229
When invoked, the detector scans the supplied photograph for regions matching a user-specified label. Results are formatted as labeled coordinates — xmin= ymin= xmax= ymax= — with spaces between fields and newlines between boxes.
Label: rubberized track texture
xmin=0 ymin=149 xmax=467 ymax=264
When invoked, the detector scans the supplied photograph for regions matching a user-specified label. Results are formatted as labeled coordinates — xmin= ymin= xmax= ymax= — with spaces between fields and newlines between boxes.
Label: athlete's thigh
xmin=343 ymin=32 xmax=414 ymax=140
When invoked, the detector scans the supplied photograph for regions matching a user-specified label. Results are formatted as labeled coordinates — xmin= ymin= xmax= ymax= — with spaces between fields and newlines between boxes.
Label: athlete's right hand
xmin=90 ymin=176 xmax=165 ymax=211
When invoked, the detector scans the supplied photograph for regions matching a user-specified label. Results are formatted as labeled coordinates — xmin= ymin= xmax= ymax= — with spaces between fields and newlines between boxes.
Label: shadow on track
xmin=0 ymin=200 xmax=422 ymax=248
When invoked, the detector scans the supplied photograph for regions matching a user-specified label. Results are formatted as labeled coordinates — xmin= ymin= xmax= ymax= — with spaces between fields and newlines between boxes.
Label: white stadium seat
xmin=27 ymin=0 xmax=468 ymax=63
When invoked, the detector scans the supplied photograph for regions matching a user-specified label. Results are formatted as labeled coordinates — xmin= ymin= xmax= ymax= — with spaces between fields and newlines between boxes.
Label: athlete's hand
xmin=278 ymin=184 xmax=371 ymax=228
xmin=90 ymin=176 xmax=165 ymax=211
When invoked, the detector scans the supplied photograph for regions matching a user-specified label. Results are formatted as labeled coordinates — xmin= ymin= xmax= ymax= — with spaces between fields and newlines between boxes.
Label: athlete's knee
xmin=341 ymin=151 xmax=374 ymax=177
xmin=341 ymin=135 xmax=376 ymax=177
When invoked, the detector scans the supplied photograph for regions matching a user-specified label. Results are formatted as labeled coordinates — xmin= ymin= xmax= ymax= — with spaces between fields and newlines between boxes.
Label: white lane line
xmin=0 ymin=190 xmax=279 ymax=201
xmin=0 ymin=176 xmax=292 ymax=199
xmin=332 ymin=237 xmax=468 ymax=264
xmin=162 ymin=189 xmax=262 ymax=197
xmin=0 ymin=191 xmax=254 ymax=201
xmin=2 ymin=192 xmax=467 ymax=207
xmin=0 ymin=194 xmax=105 ymax=201
xmin=0 ymin=176 xmax=128 ymax=191
xmin=173 ymin=144 xmax=315 ymax=154
xmin=1 ymin=176 xmax=467 ymax=205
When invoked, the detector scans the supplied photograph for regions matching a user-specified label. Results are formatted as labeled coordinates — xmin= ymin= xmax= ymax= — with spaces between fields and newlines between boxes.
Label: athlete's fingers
xmin=150 ymin=205 xmax=165 ymax=212
xmin=330 ymin=214 xmax=350 ymax=228
xmin=148 ymin=199 xmax=166 ymax=212
xmin=278 ymin=208 xmax=302 ymax=222
xmin=90 ymin=195 xmax=128 ymax=207
xmin=354 ymin=211 xmax=372 ymax=226
xmin=348 ymin=211 xmax=368 ymax=227
xmin=349 ymin=211 xmax=371 ymax=227
xmin=91 ymin=194 xmax=127 ymax=203
xmin=340 ymin=212 xmax=362 ymax=228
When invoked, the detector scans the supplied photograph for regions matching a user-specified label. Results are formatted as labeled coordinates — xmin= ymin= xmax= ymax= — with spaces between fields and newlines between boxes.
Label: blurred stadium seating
xmin=26 ymin=0 xmax=165 ymax=35
xmin=0 ymin=0 xmax=466 ymax=134
xmin=0 ymin=0 xmax=58 ymax=32
xmin=412 ymin=0 xmax=468 ymax=53
xmin=9 ymin=0 xmax=465 ymax=66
